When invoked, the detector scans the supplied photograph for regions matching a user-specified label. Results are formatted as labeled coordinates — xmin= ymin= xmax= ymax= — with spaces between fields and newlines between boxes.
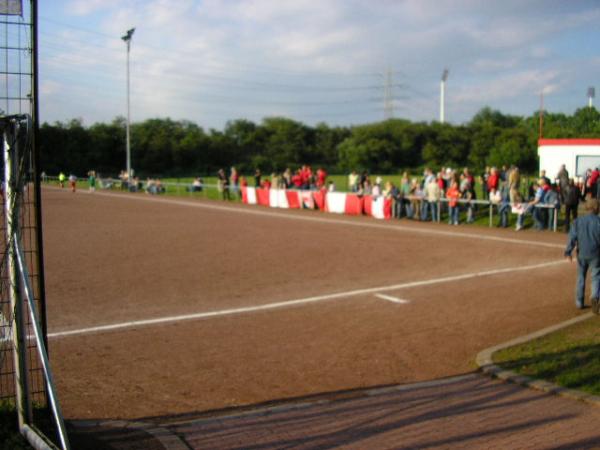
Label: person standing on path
xmin=68 ymin=173 xmax=77 ymax=193
xmin=564 ymin=198 xmax=600 ymax=314
xmin=87 ymin=170 xmax=96 ymax=192
xmin=563 ymin=178 xmax=581 ymax=233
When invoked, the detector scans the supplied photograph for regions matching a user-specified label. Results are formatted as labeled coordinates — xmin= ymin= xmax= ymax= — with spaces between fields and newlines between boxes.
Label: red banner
xmin=313 ymin=190 xmax=326 ymax=211
xmin=256 ymin=188 xmax=270 ymax=206
xmin=384 ymin=198 xmax=392 ymax=219
xmin=363 ymin=195 xmax=372 ymax=216
xmin=344 ymin=194 xmax=363 ymax=215
xmin=286 ymin=191 xmax=301 ymax=209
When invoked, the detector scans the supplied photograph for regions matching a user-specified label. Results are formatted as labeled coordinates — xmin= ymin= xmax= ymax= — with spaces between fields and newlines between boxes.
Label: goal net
xmin=0 ymin=1 xmax=70 ymax=449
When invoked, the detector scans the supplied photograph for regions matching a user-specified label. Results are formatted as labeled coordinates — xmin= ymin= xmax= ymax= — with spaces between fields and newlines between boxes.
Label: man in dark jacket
xmin=565 ymin=198 xmax=600 ymax=313
xmin=563 ymin=178 xmax=581 ymax=233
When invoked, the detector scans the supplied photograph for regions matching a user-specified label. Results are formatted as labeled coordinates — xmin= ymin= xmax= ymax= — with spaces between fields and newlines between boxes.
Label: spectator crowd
xmin=61 ymin=161 xmax=597 ymax=233
xmin=211 ymin=163 xmax=592 ymax=233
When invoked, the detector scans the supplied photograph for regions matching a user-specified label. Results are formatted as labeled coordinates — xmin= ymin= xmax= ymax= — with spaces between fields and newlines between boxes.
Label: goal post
xmin=2 ymin=114 xmax=70 ymax=450
xmin=0 ymin=1 xmax=70 ymax=447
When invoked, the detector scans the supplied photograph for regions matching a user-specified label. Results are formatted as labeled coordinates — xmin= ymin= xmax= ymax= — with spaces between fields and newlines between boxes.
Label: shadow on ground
xmin=66 ymin=372 xmax=600 ymax=449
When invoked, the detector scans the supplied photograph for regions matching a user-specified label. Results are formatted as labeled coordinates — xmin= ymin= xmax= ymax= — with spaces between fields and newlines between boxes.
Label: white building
xmin=538 ymin=138 xmax=600 ymax=180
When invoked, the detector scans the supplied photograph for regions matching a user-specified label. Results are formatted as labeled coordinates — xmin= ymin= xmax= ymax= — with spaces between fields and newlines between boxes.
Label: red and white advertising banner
xmin=300 ymin=191 xmax=314 ymax=209
xmin=371 ymin=196 xmax=386 ymax=219
xmin=269 ymin=189 xmax=289 ymax=208
xmin=256 ymin=188 xmax=270 ymax=206
xmin=364 ymin=195 xmax=392 ymax=219
xmin=286 ymin=191 xmax=301 ymax=209
xmin=363 ymin=195 xmax=373 ymax=216
xmin=242 ymin=186 xmax=257 ymax=205
xmin=344 ymin=194 xmax=363 ymax=215
xmin=244 ymin=187 xmax=390 ymax=219
xmin=313 ymin=190 xmax=326 ymax=210
xmin=384 ymin=198 xmax=392 ymax=219
xmin=326 ymin=192 xmax=347 ymax=214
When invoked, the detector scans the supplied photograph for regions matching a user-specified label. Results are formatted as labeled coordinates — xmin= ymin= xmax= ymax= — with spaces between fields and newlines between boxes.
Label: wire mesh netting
xmin=0 ymin=3 xmax=70 ymax=448
xmin=0 ymin=116 xmax=47 ymax=410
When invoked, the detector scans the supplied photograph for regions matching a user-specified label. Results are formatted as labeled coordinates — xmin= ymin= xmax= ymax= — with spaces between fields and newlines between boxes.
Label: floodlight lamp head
xmin=121 ymin=28 xmax=135 ymax=42
xmin=441 ymin=68 xmax=449 ymax=82
xmin=588 ymin=87 xmax=596 ymax=99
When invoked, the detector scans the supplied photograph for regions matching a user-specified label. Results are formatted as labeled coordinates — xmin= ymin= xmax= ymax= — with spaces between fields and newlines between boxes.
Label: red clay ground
xmin=41 ymin=187 xmax=580 ymax=421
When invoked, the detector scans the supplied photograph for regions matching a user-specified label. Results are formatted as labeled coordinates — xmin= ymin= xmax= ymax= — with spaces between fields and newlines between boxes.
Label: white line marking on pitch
xmin=374 ymin=293 xmax=409 ymax=304
xmin=47 ymin=259 xmax=564 ymax=339
xmin=44 ymin=187 xmax=564 ymax=250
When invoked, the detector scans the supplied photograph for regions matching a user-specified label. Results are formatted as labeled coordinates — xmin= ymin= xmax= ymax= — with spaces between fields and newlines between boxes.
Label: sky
xmin=36 ymin=0 xmax=600 ymax=130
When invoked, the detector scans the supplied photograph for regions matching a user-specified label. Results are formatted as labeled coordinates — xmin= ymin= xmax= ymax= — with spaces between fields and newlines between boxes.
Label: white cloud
xmin=68 ymin=0 xmax=122 ymax=16
xmin=40 ymin=80 xmax=61 ymax=96
xmin=39 ymin=0 xmax=600 ymax=128
xmin=451 ymin=69 xmax=563 ymax=109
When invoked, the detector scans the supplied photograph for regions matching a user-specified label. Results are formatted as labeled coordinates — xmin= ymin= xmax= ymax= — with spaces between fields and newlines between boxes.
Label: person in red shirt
xmin=588 ymin=168 xmax=599 ymax=198
xmin=316 ymin=167 xmax=327 ymax=189
xmin=300 ymin=165 xmax=312 ymax=189
xmin=292 ymin=170 xmax=303 ymax=189
xmin=463 ymin=167 xmax=475 ymax=189
xmin=446 ymin=180 xmax=461 ymax=225
xmin=487 ymin=167 xmax=499 ymax=192
xmin=437 ymin=172 xmax=445 ymax=192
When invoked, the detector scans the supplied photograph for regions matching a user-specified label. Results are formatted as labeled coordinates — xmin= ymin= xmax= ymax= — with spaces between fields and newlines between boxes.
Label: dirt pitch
xmin=41 ymin=187 xmax=580 ymax=421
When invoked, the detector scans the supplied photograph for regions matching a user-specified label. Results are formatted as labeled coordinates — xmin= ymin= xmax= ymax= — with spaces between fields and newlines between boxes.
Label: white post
xmin=126 ymin=40 xmax=131 ymax=186
xmin=440 ymin=68 xmax=449 ymax=123
xmin=3 ymin=122 xmax=32 ymax=430
xmin=440 ymin=80 xmax=445 ymax=123
xmin=122 ymin=28 xmax=135 ymax=188
xmin=15 ymin=243 xmax=71 ymax=450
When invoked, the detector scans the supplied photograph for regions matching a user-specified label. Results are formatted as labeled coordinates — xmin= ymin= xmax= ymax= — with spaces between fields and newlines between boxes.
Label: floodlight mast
xmin=122 ymin=28 xmax=135 ymax=188
xmin=440 ymin=68 xmax=449 ymax=123
xmin=588 ymin=87 xmax=595 ymax=109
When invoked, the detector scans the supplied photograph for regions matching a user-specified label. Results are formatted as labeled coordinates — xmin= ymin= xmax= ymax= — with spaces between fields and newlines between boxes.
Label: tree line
xmin=39 ymin=106 xmax=600 ymax=178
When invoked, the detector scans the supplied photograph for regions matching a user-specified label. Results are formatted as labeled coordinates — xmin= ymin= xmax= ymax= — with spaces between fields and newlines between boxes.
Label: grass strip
xmin=493 ymin=318 xmax=600 ymax=396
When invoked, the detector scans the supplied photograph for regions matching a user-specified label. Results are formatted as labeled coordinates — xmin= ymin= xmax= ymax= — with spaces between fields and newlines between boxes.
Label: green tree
xmin=487 ymin=127 xmax=536 ymax=171
xmin=173 ymin=121 xmax=209 ymax=175
xmin=469 ymin=124 xmax=499 ymax=171
xmin=423 ymin=123 xmax=470 ymax=168
xmin=261 ymin=117 xmax=311 ymax=172
xmin=312 ymin=123 xmax=350 ymax=170
xmin=570 ymin=107 xmax=600 ymax=136
xmin=224 ymin=119 xmax=265 ymax=171
xmin=87 ymin=118 xmax=125 ymax=175
xmin=469 ymin=106 xmax=521 ymax=129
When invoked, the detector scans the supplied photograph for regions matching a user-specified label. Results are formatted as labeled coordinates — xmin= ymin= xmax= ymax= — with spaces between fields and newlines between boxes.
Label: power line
xmin=38 ymin=16 xmax=383 ymax=79
xmin=37 ymin=15 xmax=440 ymax=125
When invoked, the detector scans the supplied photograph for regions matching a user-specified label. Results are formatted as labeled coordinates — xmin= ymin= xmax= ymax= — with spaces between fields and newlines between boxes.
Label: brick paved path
xmin=69 ymin=373 xmax=600 ymax=449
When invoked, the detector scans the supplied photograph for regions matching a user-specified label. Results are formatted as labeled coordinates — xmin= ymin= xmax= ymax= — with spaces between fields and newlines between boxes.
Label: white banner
xmin=326 ymin=192 xmax=347 ymax=214
xmin=300 ymin=191 xmax=314 ymax=209
xmin=371 ymin=196 xmax=385 ymax=219
xmin=277 ymin=189 xmax=289 ymax=208
xmin=246 ymin=186 xmax=257 ymax=205
xmin=269 ymin=189 xmax=289 ymax=208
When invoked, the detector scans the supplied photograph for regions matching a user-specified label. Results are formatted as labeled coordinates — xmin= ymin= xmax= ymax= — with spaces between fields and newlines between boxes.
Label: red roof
xmin=538 ymin=138 xmax=600 ymax=146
